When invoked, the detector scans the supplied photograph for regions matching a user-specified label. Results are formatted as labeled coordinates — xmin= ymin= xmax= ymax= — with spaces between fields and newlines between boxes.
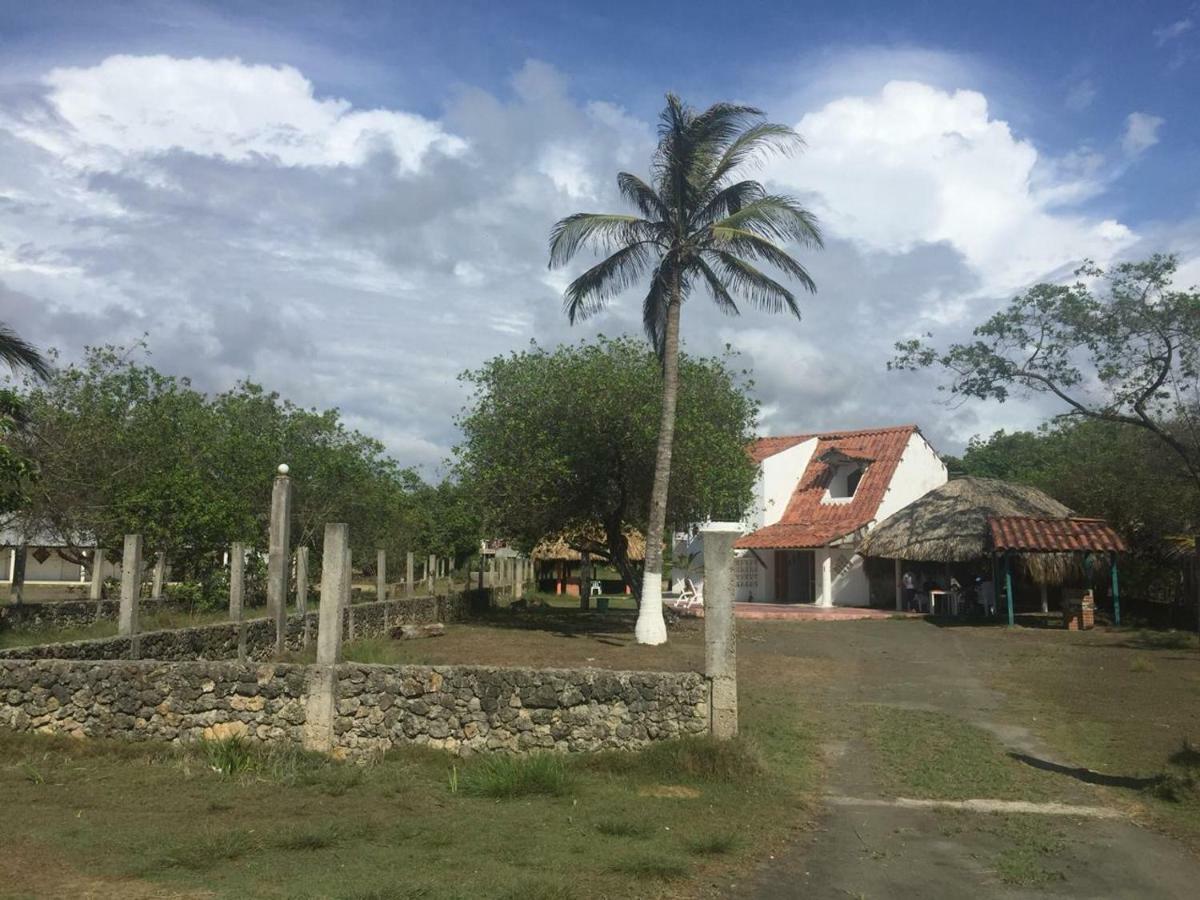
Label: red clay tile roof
xmin=989 ymin=517 xmax=1127 ymax=553
xmin=737 ymin=425 xmax=920 ymax=550
xmin=747 ymin=434 xmax=812 ymax=464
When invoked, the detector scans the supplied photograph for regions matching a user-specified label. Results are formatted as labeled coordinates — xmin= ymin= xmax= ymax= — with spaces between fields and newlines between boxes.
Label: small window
xmin=846 ymin=467 xmax=864 ymax=496
xmin=826 ymin=464 xmax=865 ymax=501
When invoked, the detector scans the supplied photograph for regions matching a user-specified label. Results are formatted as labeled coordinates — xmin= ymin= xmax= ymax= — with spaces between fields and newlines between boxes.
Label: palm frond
xmin=616 ymin=172 xmax=669 ymax=223
xmin=691 ymin=180 xmax=766 ymax=228
xmin=563 ymin=242 xmax=657 ymax=324
xmin=706 ymin=251 xmax=802 ymax=318
xmin=710 ymin=196 xmax=823 ymax=248
xmin=708 ymin=226 xmax=818 ymax=293
xmin=642 ymin=263 xmax=672 ymax=357
xmin=694 ymin=258 xmax=741 ymax=317
xmin=703 ymin=122 xmax=803 ymax=196
xmin=548 ymin=213 xmax=657 ymax=269
xmin=0 ymin=324 xmax=51 ymax=381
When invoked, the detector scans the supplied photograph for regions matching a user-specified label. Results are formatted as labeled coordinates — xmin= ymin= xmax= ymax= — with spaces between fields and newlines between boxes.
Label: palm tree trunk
xmin=635 ymin=293 xmax=682 ymax=645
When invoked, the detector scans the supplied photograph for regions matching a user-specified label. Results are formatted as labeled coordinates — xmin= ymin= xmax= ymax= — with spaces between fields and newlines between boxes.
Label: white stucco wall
xmin=872 ymin=432 xmax=948 ymax=526
xmin=753 ymin=438 xmax=817 ymax=529
xmin=2 ymin=547 xmax=120 ymax=583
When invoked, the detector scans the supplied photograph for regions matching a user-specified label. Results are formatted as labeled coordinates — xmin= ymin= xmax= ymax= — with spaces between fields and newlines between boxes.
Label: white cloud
xmin=9 ymin=55 xmax=464 ymax=174
xmin=0 ymin=54 xmax=1189 ymax=468
xmin=1064 ymin=78 xmax=1096 ymax=111
xmin=1121 ymin=111 xmax=1165 ymax=157
xmin=1154 ymin=19 xmax=1194 ymax=45
xmin=768 ymin=81 xmax=1134 ymax=294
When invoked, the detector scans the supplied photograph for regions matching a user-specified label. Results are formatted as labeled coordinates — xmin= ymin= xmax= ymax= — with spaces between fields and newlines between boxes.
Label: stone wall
xmin=0 ymin=595 xmax=463 ymax=663
xmin=0 ymin=658 xmax=710 ymax=755
xmin=334 ymin=664 xmax=709 ymax=754
xmin=0 ymin=658 xmax=309 ymax=744
xmin=0 ymin=598 xmax=179 ymax=633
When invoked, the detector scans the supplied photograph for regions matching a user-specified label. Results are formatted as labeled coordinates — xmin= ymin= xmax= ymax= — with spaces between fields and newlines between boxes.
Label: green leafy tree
xmin=548 ymin=94 xmax=821 ymax=643
xmin=455 ymin=336 xmax=759 ymax=596
xmin=0 ymin=390 xmax=36 ymax=517
xmin=12 ymin=343 xmax=460 ymax=586
xmin=893 ymin=255 xmax=1200 ymax=490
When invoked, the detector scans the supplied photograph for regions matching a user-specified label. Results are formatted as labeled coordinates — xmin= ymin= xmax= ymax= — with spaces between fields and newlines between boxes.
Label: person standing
xmin=902 ymin=570 xmax=917 ymax=611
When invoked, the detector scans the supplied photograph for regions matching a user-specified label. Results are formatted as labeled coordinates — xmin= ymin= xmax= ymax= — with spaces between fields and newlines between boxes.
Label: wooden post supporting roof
xmin=1003 ymin=552 xmax=1015 ymax=627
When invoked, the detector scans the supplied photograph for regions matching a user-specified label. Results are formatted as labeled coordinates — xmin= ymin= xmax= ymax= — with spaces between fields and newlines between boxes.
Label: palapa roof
xmin=858 ymin=477 xmax=1072 ymax=562
xmin=531 ymin=527 xmax=646 ymax=562
xmin=990 ymin=517 xmax=1127 ymax=553
xmin=737 ymin=425 xmax=920 ymax=550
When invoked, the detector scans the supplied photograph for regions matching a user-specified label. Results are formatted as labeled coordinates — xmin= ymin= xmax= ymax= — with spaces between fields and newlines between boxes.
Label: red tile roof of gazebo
xmin=988 ymin=516 xmax=1127 ymax=553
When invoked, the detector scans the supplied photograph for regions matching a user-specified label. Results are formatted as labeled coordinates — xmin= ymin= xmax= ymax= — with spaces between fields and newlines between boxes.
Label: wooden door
xmin=773 ymin=550 xmax=789 ymax=602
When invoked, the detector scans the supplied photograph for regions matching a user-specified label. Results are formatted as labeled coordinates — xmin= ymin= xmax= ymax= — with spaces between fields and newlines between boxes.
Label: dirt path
xmin=730 ymin=620 xmax=1200 ymax=899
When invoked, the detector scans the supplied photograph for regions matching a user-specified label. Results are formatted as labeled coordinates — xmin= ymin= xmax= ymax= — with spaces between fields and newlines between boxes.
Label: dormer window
xmin=825 ymin=463 xmax=865 ymax=501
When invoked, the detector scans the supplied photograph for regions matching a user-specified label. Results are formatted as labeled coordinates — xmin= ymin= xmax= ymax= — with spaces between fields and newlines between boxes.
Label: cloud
xmin=1154 ymin=18 xmax=1194 ymax=45
xmin=1121 ymin=111 xmax=1165 ymax=156
xmin=0 ymin=54 xmax=1178 ymax=468
xmin=767 ymin=81 xmax=1134 ymax=294
xmin=1064 ymin=78 xmax=1096 ymax=111
xmin=7 ymin=55 xmax=465 ymax=174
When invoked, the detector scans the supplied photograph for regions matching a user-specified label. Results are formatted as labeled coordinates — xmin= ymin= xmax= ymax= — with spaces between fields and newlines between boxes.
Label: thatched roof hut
xmin=531 ymin=527 xmax=646 ymax=562
xmin=859 ymin=477 xmax=1071 ymax=563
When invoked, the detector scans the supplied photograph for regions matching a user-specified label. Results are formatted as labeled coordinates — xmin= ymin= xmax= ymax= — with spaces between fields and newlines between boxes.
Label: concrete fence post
xmin=305 ymin=523 xmax=349 ymax=753
xmin=702 ymin=523 xmax=740 ymax=740
xmin=427 ymin=554 xmax=436 ymax=592
xmin=151 ymin=552 xmax=167 ymax=600
xmin=296 ymin=546 xmax=310 ymax=615
xmin=230 ymin=541 xmax=246 ymax=662
xmin=119 ymin=534 xmax=143 ymax=658
xmin=344 ymin=542 xmax=355 ymax=640
xmin=376 ymin=549 xmax=387 ymax=603
xmin=406 ymin=551 xmax=414 ymax=598
xmin=318 ymin=527 xmax=349 ymax=660
xmin=295 ymin=545 xmax=310 ymax=646
xmin=266 ymin=465 xmax=293 ymax=655
xmin=89 ymin=547 xmax=105 ymax=604
xmin=10 ymin=544 xmax=27 ymax=604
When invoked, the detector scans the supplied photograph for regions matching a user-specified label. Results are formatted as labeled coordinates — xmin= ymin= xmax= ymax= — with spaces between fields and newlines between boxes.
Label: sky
xmin=1 ymin=0 xmax=1198 ymax=476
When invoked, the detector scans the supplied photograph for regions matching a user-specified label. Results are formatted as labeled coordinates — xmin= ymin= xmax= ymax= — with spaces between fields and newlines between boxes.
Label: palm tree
xmin=0 ymin=324 xmax=50 ymax=381
xmin=549 ymin=94 xmax=822 ymax=645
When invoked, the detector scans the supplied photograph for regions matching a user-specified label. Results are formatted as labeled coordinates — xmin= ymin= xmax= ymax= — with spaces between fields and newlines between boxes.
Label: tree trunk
xmin=604 ymin=523 xmax=642 ymax=602
xmin=635 ymin=294 xmax=682 ymax=645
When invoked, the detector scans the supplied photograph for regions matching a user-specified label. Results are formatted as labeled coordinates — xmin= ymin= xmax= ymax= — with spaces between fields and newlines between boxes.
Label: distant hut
xmin=531 ymin=528 xmax=645 ymax=596
xmin=860 ymin=477 xmax=1071 ymax=563
xmin=860 ymin=477 xmax=1126 ymax=623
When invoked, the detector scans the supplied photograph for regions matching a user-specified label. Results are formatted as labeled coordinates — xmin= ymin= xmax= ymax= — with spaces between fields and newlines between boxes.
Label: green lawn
xmin=0 ymin=611 xmax=824 ymax=900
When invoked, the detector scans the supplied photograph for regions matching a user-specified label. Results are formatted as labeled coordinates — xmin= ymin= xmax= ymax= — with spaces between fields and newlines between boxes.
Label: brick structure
xmin=1064 ymin=589 xmax=1096 ymax=631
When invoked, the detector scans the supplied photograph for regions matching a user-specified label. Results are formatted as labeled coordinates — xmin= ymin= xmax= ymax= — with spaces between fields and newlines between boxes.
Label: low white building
xmin=677 ymin=425 xmax=946 ymax=607
xmin=0 ymin=529 xmax=118 ymax=585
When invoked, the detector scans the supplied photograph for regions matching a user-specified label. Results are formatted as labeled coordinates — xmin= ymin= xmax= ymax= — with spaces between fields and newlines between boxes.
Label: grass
xmin=966 ymin=624 xmax=1200 ymax=851
xmin=0 ymin=614 xmax=825 ymax=899
xmin=863 ymin=706 xmax=1058 ymax=802
xmin=458 ymin=753 xmax=573 ymax=798
xmin=7 ymin=607 xmax=1199 ymax=896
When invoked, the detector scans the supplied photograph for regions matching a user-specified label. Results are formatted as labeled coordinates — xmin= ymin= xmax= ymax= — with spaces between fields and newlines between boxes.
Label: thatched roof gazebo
xmin=860 ymin=477 xmax=1127 ymax=625
xmin=859 ymin=477 xmax=1071 ymax=562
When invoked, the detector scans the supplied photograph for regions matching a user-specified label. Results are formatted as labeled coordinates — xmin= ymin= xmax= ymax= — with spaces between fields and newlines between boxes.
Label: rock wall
xmin=334 ymin=664 xmax=710 ymax=754
xmin=0 ymin=595 xmax=463 ymax=662
xmin=0 ymin=598 xmax=180 ymax=632
xmin=0 ymin=658 xmax=710 ymax=755
xmin=0 ymin=658 xmax=309 ymax=744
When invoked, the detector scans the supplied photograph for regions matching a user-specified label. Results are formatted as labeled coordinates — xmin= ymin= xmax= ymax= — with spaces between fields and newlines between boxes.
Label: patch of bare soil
xmin=0 ymin=839 xmax=211 ymax=900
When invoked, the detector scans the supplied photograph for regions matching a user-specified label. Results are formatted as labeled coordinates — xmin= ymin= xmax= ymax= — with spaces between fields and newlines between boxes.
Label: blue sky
xmin=1 ymin=0 xmax=1198 ymax=471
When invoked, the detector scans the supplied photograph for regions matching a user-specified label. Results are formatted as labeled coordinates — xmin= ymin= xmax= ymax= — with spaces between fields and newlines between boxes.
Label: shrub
xmin=459 ymin=753 xmax=573 ymax=798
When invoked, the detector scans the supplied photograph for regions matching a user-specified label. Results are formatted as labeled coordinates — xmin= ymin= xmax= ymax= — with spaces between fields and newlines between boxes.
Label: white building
xmin=677 ymin=425 xmax=946 ymax=607
xmin=0 ymin=529 xmax=118 ymax=585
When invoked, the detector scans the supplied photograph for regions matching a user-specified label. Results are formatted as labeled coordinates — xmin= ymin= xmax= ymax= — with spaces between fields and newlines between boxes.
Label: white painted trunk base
xmin=635 ymin=571 xmax=668 ymax=645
